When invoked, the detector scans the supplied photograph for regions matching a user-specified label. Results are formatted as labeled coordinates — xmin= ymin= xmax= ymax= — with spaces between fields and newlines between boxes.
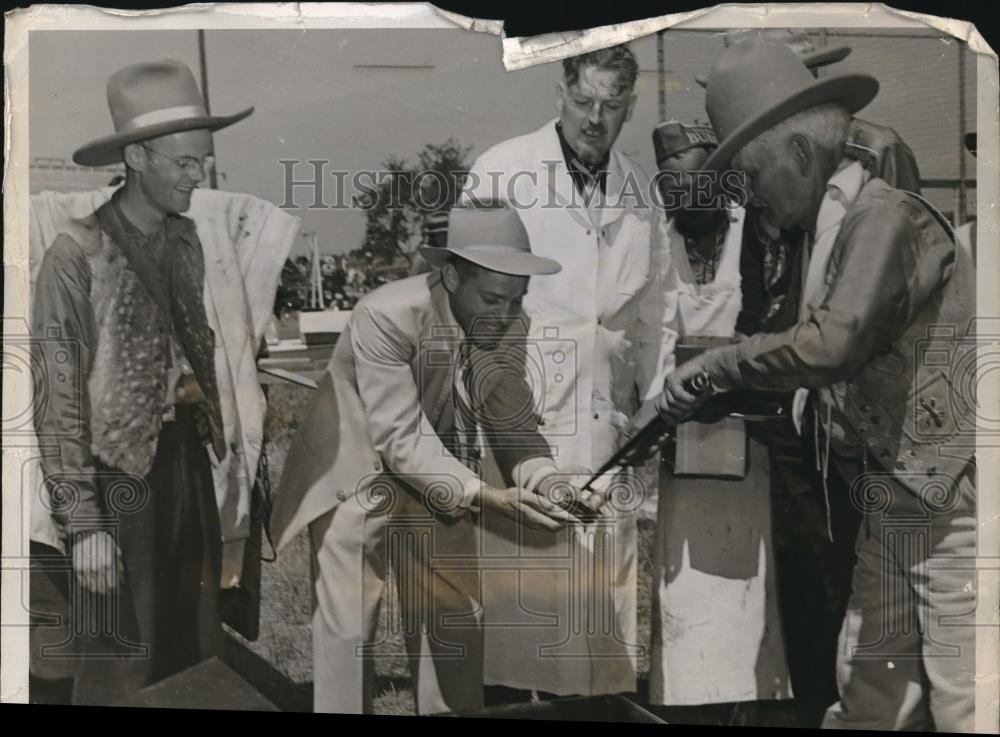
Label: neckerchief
xmin=100 ymin=196 xmax=227 ymax=462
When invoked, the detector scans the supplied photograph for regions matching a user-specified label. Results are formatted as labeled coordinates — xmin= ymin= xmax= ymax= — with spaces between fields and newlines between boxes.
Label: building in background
xmin=29 ymin=157 xmax=124 ymax=194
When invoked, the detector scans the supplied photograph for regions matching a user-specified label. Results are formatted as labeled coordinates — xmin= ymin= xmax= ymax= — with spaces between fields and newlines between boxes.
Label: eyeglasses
xmin=141 ymin=144 xmax=216 ymax=177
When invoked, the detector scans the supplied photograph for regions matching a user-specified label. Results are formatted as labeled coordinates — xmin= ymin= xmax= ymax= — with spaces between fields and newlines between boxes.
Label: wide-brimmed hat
xmin=694 ymin=28 xmax=852 ymax=87
xmin=701 ymin=38 xmax=878 ymax=173
xmin=419 ymin=204 xmax=561 ymax=276
xmin=653 ymin=121 xmax=718 ymax=165
xmin=74 ymin=59 xmax=253 ymax=167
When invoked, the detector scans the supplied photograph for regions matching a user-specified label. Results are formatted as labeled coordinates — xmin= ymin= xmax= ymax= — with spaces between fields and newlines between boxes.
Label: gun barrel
xmin=580 ymin=371 xmax=710 ymax=492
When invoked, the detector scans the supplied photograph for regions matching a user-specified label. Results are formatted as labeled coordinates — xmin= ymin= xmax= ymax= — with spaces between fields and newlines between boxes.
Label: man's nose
xmin=586 ymin=102 xmax=603 ymax=126
xmin=190 ymin=163 xmax=209 ymax=184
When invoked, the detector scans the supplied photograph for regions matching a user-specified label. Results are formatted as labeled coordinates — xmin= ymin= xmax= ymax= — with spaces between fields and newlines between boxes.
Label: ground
xmin=227 ymin=382 xmax=661 ymax=716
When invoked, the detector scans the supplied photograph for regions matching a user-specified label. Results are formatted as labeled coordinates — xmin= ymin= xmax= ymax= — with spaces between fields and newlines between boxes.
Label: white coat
xmin=463 ymin=119 xmax=665 ymax=695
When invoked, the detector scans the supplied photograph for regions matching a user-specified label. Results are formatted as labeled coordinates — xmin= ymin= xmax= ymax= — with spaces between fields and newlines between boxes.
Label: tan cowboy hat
xmin=419 ymin=203 xmax=561 ymax=276
xmin=74 ymin=59 xmax=253 ymax=167
xmin=702 ymin=37 xmax=878 ymax=173
xmin=694 ymin=28 xmax=852 ymax=87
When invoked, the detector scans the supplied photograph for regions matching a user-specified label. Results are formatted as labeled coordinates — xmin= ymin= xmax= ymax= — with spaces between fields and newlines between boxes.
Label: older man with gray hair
xmin=658 ymin=38 xmax=976 ymax=731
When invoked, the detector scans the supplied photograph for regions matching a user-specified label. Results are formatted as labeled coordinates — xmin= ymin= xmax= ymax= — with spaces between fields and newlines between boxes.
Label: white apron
xmin=649 ymin=212 xmax=792 ymax=705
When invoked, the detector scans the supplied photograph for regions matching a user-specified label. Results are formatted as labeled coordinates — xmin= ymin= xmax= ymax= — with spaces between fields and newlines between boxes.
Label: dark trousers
xmin=764 ymin=417 xmax=863 ymax=728
xmin=68 ymin=407 xmax=223 ymax=705
xmin=30 ymin=542 xmax=77 ymax=702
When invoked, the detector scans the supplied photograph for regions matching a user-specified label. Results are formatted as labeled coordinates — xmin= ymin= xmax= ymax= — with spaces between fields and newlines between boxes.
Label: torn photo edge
xmin=2 ymin=4 xmax=996 ymax=727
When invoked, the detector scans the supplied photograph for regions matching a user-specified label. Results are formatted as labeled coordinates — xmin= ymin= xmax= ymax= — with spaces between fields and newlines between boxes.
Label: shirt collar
xmin=102 ymin=192 xmax=199 ymax=250
xmin=815 ymin=159 xmax=869 ymax=237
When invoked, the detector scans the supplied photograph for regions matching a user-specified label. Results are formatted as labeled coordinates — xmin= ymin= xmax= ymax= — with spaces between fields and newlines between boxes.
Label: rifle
xmin=557 ymin=372 xmax=712 ymax=523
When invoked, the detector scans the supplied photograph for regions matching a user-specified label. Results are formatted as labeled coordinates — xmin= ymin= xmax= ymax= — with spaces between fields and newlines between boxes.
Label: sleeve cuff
xmin=459 ymin=476 xmax=482 ymax=513
xmin=701 ymin=345 xmax=743 ymax=393
xmin=513 ymin=457 xmax=559 ymax=494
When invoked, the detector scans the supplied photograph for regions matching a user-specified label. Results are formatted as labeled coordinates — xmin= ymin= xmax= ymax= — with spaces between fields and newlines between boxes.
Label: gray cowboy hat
xmin=701 ymin=37 xmax=878 ymax=173
xmin=695 ymin=28 xmax=852 ymax=87
xmin=419 ymin=203 xmax=561 ymax=276
xmin=74 ymin=59 xmax=253 ymax=167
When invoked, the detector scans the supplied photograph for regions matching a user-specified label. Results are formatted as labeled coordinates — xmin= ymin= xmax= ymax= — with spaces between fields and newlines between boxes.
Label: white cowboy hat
xmin=419 ymin=204 xmax=561 ymax=276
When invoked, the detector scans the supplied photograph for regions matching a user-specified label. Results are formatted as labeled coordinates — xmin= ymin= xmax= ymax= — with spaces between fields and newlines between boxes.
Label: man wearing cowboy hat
xmin=698 ymin=30 xmax=922 ymax=327
xmin=269 ymin=202 xmax=594 ymax=715
xmin=697 ymin=29 xmax=925 ymax=728
xmin=31 ymin=59 xmax=253 ymax=705
xmin=658 ymin=38 xmax=976 ymax=731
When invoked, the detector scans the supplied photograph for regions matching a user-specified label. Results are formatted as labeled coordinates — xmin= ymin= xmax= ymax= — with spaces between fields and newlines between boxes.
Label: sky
xmin=30 ymin=27 xmax=975 ymax=255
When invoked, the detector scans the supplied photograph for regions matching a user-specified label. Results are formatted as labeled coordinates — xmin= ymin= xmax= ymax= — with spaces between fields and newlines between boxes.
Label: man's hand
xmin=175 ymin=374 xmax=206 ymax=405
xmin=656 ymin=358 xmax=712 ymax=423
xmin=72 ymin=530 xmax=124 ymax=596
xmin=479 ymin=484 xmax=575 ymax=531
xmin=536 ymin=466 xmax=608 ymax=517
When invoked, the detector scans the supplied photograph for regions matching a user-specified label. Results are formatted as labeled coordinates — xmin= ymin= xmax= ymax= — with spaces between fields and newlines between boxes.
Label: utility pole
xmin=310 ymin=233 xmax=324 ymax=310
xmin=197 ymin=29 xmax=219 ymax=189
xmin=656 ymin=30 xmax=666 ymax=123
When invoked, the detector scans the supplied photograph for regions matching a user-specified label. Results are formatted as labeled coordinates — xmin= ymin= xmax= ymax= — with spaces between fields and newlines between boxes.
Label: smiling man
xmin=31 ymin=59 xmax=252 ymax=705
xmin=270 ymin=203 xmax=586 ymax=715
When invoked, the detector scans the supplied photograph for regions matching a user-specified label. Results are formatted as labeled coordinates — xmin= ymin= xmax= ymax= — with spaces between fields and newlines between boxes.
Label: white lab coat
xmin=463 ymin=119 xmax=664 ymax=695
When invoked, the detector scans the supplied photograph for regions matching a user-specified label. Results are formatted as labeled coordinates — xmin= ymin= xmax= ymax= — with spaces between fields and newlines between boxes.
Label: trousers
xmin=822 ymin=465 xmax=976 ymax=731
xmin=309 ymin=484 xmax=483 ymax=715
xmin=69 ymin=408 xmax=223 ymax=705
xmin=765 ymin=416 xmax=864 ymax=726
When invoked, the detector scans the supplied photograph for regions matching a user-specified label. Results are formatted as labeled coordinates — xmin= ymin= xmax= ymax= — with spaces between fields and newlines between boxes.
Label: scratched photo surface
xmin=4 ymin=9 xmax=994 ymax=730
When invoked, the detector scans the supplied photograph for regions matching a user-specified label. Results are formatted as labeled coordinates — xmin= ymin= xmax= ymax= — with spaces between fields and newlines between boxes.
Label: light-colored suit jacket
xmin=270 ymin=272 xmax=553 ymax=550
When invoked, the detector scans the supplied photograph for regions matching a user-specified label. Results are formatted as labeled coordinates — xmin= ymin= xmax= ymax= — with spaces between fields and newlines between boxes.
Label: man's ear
xmin=441 ymin=262 xmax=459 ymax=294
xmin=122 ymin=142 xmax=146 ymax=173
xmin=789 ymin=133 xmax=812 ymax=177
xmin=555 ymin=81 xmax=566 ymax=115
